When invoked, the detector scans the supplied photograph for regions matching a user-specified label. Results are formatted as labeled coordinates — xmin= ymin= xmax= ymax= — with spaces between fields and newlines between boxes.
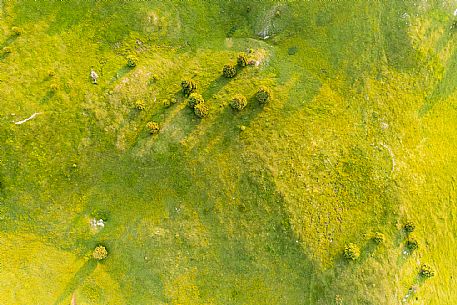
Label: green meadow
xmin=1 ymin=0 xmax=457 ymax=304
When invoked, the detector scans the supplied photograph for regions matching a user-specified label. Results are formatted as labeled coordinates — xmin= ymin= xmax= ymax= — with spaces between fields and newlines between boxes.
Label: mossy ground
xmin=1 ymin=0 xmax=457 ymax=304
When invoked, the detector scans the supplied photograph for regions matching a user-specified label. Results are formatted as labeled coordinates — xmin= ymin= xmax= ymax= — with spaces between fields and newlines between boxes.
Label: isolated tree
xmin=92 ymin=245 xmax=108 ymax=260
xmin=255 ymin=86 xmax=271 ymax=104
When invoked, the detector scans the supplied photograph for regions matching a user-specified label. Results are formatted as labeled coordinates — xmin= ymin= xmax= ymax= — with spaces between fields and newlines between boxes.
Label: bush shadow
xmin=53 ymin=259 xmax=97 ymax=305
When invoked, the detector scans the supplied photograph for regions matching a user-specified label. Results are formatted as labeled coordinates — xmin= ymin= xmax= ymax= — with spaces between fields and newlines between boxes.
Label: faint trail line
xmin=14 ymin=112 xmax=42 ymax=125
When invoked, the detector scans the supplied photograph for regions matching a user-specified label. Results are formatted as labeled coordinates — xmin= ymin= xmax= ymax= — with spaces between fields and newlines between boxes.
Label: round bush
xmin=146 ymin=121 xmax=160 ymax=134
xmin=135 ymin=99 xmax=146 ymax=110
xmin=92 ymin=245 xmax=108 ymax=260
xmin=406 ymin=237 xmax=418 ymax=251
xmin=194 ymin=102 xmax=209 ymax=118
xmin=373 ymin=232 xmax=385 ymax=244
xmin=187 ymin=93 xmax=204 ymax=109
xmin=343 ymin=243 xmax=360 ymax=260
xmin=256 ymin=86 xmax=271 ymax=104
xmin=419 ymin=264 xmax=435 ymax=278
xmin=237 ymin=53 xmax=248 ymax=67
xmin=230 ymin=94 xmax=247 ymax=111
xmin=126 ymin=54 xmax=138 ymax=67
xmin=49 ymin=83 xmax=59 ymax=91
xmin=223 ymin=64 xmax=237 ymax=78
xmin=404 ymin=221 xmax=415 ymax=234
xmin=11 ymin=26 xmax=23 ymax=35
xmin=181 ymin=79 xmax=197 ymax=96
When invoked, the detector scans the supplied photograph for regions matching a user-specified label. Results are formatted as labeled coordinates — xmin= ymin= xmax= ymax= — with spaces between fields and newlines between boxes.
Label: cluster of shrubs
xmin=187 ymin=93 xmax=208 ymax=118
xmin=135 ymin=53 xmax=272 ymax=130
xmin=180 ymin=77 xmax=272 ymax=118
xmin=402 ymin=221 xmax=435 ymax=278
xmin=403 ymin=221 xmax=418 ymax=251
xmin=222 ymin=52 xmax=249 ymax=78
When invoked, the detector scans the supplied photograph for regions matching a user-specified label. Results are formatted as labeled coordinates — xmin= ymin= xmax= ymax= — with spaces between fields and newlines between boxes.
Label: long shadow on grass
xmin=202 ymin=76 xmax=231 ymax=100
xmin=0 ymin=35 xmax=18 ymax=49
xmin=53 ymin=259 xmax=97 ymax=305
xmin=39 ymin=90 xmax=56 ymax=104
xmin=185 ymin=96 xmax=264 ymax=156
xmin=419 ymin=49 xmax=457 ymax=116
xmin=110 ymin=65 xmax=134 ymax=84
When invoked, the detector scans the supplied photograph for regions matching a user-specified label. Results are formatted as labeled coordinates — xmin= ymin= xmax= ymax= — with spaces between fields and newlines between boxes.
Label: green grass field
xmin=1 ymin=0 xmax=457 ymax=304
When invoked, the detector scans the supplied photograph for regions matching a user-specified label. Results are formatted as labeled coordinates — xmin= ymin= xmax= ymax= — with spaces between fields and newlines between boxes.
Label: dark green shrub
xmin=230 ymin=94 xmax=247 ymax=111
xmin=237 ymin=53 xmax=248 ymax=67
xmin=93 ymin=245 xmax=108 ymax=260
xmin=419 ymin=264 xmax=435 ymax=278
xmin=127 ymin=54 xmax=138 ymax=67
xmin=404 ymin=222 xmax=415 ymax=234
xmin=135 ymin=99 xmax=146 ymax=110
xmin=223 ymin=64 xmax=237 ymax=78
xmin=343 ymin=243 xmax=360 ymax=260
xmin=11 ymin=26 xmax=23 ymax=35
xmin=406 ymin=237 xmax=418 ymax=251
xmin=146 ymin=121 xmax=160 ymax=134
xmin=256 ymin=86 xmax=271 ymax=104
xmin=194 ymin=102 xmax=209 ymax=118
xmin=181 ymin=79 xmax=197 ymax=96
xmin=373 ymin=232 xmax=385 ymax=244
xmin=187 ymin=93 xmax=204 ymax=109
xmin=48 ymin=70 xmax=55 ymax=77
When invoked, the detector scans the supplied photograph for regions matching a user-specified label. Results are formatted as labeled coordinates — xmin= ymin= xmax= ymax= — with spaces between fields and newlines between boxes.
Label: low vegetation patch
xmin=343 ymin=243 xmax=360 ymax=260
xmin=146 ymin=121 xmax=160 ymax=134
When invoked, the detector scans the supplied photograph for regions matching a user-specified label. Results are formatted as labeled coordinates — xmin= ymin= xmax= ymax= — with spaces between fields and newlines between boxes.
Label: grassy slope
xmin=1 ymin=0 xmax=457 ymax=304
